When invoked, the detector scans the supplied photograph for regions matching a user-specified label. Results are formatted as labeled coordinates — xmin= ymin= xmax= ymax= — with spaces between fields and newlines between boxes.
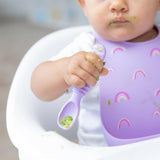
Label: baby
xmin=31 ymin=0 xmax=160 ymax=146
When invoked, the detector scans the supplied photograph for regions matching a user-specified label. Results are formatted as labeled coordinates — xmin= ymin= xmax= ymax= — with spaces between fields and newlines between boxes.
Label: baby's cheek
xmin=126 ymin=16 xmax=139 ymax=24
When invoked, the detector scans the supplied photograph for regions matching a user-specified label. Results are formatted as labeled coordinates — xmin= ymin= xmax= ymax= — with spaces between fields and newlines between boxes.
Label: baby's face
xmin=78 ymin=0 xmax=160 ymax=42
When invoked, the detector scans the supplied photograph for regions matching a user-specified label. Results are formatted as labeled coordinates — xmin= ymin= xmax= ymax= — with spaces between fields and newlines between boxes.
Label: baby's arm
xmin=31 ymin=51 xmax=108 ymax=101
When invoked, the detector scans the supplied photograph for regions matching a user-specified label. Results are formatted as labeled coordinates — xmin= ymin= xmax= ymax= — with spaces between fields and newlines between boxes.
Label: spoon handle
xmin=72 ymin=84 xmax=90 ymax=96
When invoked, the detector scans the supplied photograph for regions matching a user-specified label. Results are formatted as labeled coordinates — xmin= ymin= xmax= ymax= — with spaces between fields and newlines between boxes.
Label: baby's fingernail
xmin=100 ymin=68 xmax=109 ymax=76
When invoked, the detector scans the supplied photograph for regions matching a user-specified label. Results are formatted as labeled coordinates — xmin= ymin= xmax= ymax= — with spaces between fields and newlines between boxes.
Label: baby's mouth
xmin=109 ymin=17 xmax=129 ymax=25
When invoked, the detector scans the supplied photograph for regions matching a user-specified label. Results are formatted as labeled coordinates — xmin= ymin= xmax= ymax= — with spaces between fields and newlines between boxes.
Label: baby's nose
xmin=109 ymin=0 xmax=128 ymax=13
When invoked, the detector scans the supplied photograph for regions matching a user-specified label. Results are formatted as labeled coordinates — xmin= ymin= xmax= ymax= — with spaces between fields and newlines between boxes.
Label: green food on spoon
xmin=60 ymin=116 xmax=73 ymax=128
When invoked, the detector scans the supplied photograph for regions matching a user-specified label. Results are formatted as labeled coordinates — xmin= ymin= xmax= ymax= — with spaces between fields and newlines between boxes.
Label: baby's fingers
xmin=100 ymin=68 xmax=108 ymax=76
xmin=86 ymin=52 xmax=104 ymax=72
xmin=67 ymin=74 xmax=86 ymax=88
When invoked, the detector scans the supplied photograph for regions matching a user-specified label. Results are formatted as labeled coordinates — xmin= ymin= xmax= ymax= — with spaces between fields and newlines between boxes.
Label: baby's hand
xmin=63 ymin=51 xmax=108 ymax=88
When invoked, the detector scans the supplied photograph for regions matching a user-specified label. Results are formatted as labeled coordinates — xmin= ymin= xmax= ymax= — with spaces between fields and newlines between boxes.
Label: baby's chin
xmin=101 ymin=31 xmax=139 ymax=42
xmin=98 ymin=27 xmax=140 ymax=42
xmin=102 ymin=34 xmax=135 ymax=42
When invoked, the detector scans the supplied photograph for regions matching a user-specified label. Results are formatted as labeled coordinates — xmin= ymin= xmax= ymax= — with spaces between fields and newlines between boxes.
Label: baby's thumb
xmin=100 ymin=68 xmax=108 ymax=76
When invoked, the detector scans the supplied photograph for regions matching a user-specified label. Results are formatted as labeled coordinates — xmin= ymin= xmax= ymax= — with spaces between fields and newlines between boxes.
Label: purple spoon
xmin=57 ymin=43 xmax=106 ymax=130
xmin=57 ymin=84 xmax=90 ymax=130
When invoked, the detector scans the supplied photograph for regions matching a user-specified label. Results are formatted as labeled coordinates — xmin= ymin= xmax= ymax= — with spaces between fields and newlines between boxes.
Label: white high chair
xmin=6 ymin=25 xmax=160 ymax=160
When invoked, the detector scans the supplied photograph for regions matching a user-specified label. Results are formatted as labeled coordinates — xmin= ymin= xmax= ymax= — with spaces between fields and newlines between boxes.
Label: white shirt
xmin=50 ymin=32 xmax=107 ymax=146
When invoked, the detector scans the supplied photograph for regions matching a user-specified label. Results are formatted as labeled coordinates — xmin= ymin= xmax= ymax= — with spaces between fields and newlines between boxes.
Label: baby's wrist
xmin=60 ymin=57 xmax=71 ymax=87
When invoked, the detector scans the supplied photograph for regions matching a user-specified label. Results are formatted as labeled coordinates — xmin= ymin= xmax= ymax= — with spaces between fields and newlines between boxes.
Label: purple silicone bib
xmin=94 ymin=27 xmax=160 ymax=146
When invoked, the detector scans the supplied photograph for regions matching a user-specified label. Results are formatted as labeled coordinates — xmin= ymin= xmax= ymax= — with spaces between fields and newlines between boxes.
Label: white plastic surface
xmin=6 ymin=25 xmax=160 ymax=160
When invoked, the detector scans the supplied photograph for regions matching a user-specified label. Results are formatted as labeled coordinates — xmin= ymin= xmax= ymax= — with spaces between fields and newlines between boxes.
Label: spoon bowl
xmin=57 ymin=101 xmax=79 ymax=130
